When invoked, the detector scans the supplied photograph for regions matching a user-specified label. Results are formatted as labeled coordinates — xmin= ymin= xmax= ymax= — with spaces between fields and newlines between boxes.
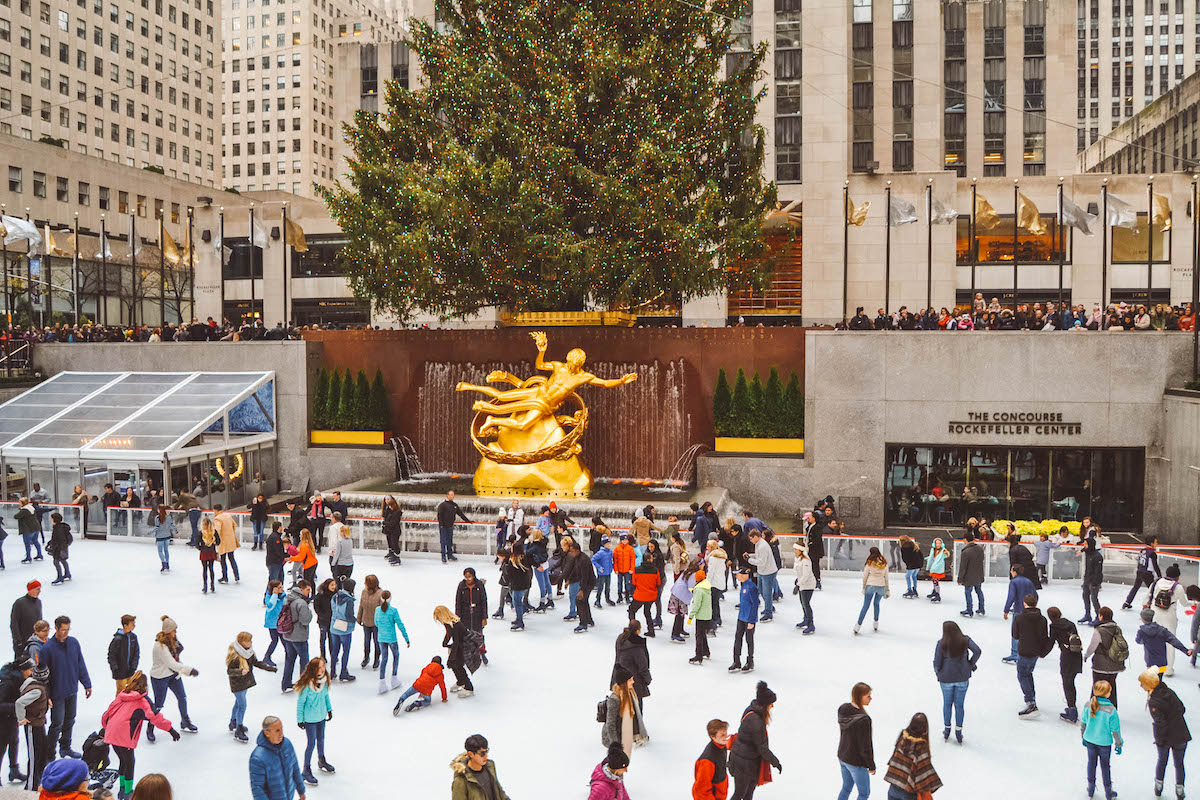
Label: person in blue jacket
xmin=729 ymin=569 xmax=760 ymax=673
xmin=249 ymin=716 xmax=305 ymax=800
xmin=40 ymin=615 xmax=92 ymax=760
xmin=1002 ymin=564 xmax=1037 ymax=664
xmin=1135 ymin=608 xmax=1193 ymax=672
xmin=374 ymin=590 xmax=409 ymax=694
xmin=262 ymin=581 xmax=284 ymax=669
xmin=1080 ymin=680 xmax=1123 ymax=800
xmin=591 ymin=537 xmax=615 ymax=608
xmin=294 ymin=658 xmax=333 ymax=785
xmin=328 ymin=578 xmax=357 ymax=683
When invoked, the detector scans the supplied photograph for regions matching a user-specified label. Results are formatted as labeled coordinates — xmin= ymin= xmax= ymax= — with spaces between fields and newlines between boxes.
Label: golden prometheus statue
xmin=455 ymin=331 xmax=638 ymax=497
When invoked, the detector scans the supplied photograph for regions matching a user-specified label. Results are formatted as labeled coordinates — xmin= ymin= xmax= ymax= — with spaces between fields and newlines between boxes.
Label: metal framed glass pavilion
xmin=0 ymin=371 xmax=277 ymax=533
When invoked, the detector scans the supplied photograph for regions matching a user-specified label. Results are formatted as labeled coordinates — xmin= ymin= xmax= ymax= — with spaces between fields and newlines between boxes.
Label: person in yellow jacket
xmin=687 ymin=570 xmax=713 ymax=666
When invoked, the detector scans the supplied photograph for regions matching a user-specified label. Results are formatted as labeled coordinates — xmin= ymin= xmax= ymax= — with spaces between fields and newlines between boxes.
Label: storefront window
xmin=1111 ymin=213 xmax=1169 ymax=262
xmin=956 ymin=214 xmax=1069 ymax=264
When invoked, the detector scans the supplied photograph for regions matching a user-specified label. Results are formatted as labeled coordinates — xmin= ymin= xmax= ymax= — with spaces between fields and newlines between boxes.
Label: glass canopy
xmin=0 ymin=371 xmax=276 ymax=461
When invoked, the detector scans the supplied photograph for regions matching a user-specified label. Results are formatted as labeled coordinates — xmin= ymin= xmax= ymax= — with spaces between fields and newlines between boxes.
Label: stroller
xmin=82 ymin=729 xmax=119 ymax=790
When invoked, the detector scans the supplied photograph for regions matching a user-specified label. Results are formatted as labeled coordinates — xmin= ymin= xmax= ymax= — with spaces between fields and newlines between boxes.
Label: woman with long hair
xmin=248 ymin=493 xmax=269 ymax=551
xmin=356 ymin=574 xmax=383 ymax=668
xmin=932 ymin=620 xmax=981 ymax=743
xmin=924 ymin=538 xmax=947 ymax=602
xmin=897 ymin=536 xmax=922 ymax=598
xmin=146 ymin=617 xmax=198 ymax=743
xmin=262 ymin=579 xmax=284 ymax=667
xmin=314 ymin=578 xmax=338 ymax=665
xmin=101 ymin=671 xmax=179 ymax=799
xmin=381 ymin=496 xmax=403 ymax=565
xmin=793 ymin=542 xmax=817 ymax=634
xmin=294 ymin=657 xmax=334 ymax=786
xmin=148 ymin=505 xmax=177 ymax=573
xmin=668 ymin=531 xmax=688 ymax=580
xmin=855 ymin=547 xmax=891 ymax=634
xmin=375 ymin=589 xmax=410 ymax=693
xmin=502 ymin=543 xmax=533 ymax=630
xmin=728 ymin=681 xmax=781 ymax=800
xmin=883 ymin=713 xmax=942 ymax=800
xmin=198 ymin=518 xmax=218 ymax=593
xmin=1139 ymin=668 xmax=1190 ymax=799
xmin=601 ymin=667 xmax=648 ymax=760
xmin=225 ymin=631 xmax=276 ymax=743
xmin=645 ymin=538 xmax=667 ymax=628
xmin=588 ymin=742 xmax=632 ymax=800
xmin=1081 ymin=681 xmax=1122 ymax=800
xmin=435 ymin=605 xmax=480 ymax=697
xmin=612 ymin=620 xmax=652 ymax=706
xmin=290 ymin=529 xmax=319 ymax=586
xmin=836 ymin=682 xmax=874 ymax=800
xmin=130 ymin=773 xmax=173 ymax=800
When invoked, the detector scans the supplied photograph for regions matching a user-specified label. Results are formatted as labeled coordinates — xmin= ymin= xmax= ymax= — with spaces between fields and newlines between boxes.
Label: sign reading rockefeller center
xmin=947 ymin=410 xmax=1083 ymax=436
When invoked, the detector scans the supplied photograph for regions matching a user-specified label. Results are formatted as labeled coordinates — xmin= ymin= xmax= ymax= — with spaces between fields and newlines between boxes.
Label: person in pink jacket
xmin=100 ymin=671 xmax=179 ymax=800
xmin=588 ymin=742 xmax=632 ymax=800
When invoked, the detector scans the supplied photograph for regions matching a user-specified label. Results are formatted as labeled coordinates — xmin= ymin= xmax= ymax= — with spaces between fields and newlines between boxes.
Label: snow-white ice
xmin=5 ymin=539 xmax=1198 ymax=799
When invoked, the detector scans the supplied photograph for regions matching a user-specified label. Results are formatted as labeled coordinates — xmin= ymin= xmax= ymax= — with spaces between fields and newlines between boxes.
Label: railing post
xmin=357 ymin=518 xmax=364 ymax=550
xmin=126 ymin=509 xmax=132 ymax=538
xmin=400 ymin=519 xmax=407 ymax=555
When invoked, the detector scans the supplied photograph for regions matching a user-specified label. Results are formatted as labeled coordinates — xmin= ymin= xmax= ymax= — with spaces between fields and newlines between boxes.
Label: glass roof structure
xmin=0 ymin=371 xmax=275 ymax=462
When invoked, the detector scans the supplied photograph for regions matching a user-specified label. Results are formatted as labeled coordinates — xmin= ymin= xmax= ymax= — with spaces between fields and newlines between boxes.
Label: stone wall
xmin=1163 ymin=391 xmax=1200 ymax=545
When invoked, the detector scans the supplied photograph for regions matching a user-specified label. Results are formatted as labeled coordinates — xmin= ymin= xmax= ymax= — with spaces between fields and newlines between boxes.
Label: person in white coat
xmin=503 ymin=499 xmax=525 ymax=539
xmin=793 ymin=542 xmax=817 ymax=634
xmin=146 ymin=615 xmax=199 ymax=740
xmin=1144 ymin=564 xmax=1195 ymax=675
xmin=706 ymin=541 xmax=729 ymax=629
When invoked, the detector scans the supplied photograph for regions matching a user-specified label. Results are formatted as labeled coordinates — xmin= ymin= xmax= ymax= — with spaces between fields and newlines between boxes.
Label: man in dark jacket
xmin=807 ymin=511 xmax=827 ymax=589
xmin=436 ymin=491 xmax=471 ymax=564
xmin=1122 ymin=535 xmax=1161 ymax=609
xmin=105 ymin=615 xmax=139 ymax=693
xmin=873 ymin=308 xmax=893 ymax=330
xmin=284 ymin=500 xmax=308 ymax=544
xmin=326 ymin=492 xmax=349 ymax=526
xmin=99 ymin=484 xmax=122 ymax=512
xmin=1011 ymin=594 xmax=1053 ymax=716
xmin=265 ymin=524 xmax=287 ymax=586
xmin=1005 ymin=531 xmax=1041 ymax=590
xmin=1047 ymin=607 xmax=1084 ymax=723
xmin=691 ymin=504 xmax=713 ymax=550
xmin=0 ymin=659 xmax=28 ymax=783
xmin=249 ymin=716 xmax=305 ymax=800
xmin=41 ymin=616 xmax=92 ymax=759
xmin=848 ymin=306 xmax=872 ymax=330
xmin=9 ymin=582 xmax=42 ymax=660
xmin=454 ymin=569 xmax=489 ymax=636
xmin=957 ymin=540 xmax=986 ymax=618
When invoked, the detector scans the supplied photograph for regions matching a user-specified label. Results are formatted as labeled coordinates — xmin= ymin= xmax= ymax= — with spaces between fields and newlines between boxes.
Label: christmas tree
xmin=320 ymin=0 xmax=776 ymax=321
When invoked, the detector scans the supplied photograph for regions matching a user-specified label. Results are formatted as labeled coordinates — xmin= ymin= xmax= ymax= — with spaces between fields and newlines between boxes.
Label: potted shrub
xmin=712 ymin=366 xmax=804 ymax=455
xmin=310 ymin=367 xmax=392 ymax=446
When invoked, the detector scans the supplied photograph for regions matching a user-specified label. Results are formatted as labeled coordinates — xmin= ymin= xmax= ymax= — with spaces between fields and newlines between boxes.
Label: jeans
xmin=1125 ymin=570 xmax=1155 ymax=607
xmin=330 ymin=632 xmax=352 ymax=677
xmin=512 ymin=589 xmax=527 ymax=625
xmin=188 ymin=509 xmax=202 ymax=546
xmin=1155 ymin=743 xmax=1187 ymax=785
xmin=22 ymin=532 xmax=42 ymax=560
xmin=360 ymin=626 xmax=379 ymax=663
xmin=252 ymin=520 xmax=265 ymax=548
xmin=837 ymin=761 xmax=871 ymax=800
xmin=438 ymin=525 xmax=454 ymax=560
xmin=156 ymin=538 xmax=170 ymax=567
xmin=616 ymin=572 xmax=632 ymax=601
xmin=302 ymin=720 xmax=326 ymax=769
xmin=757 ymin=574 xmax=779 ymax=618
xmin=886 ymin=789 xmax=915 ymax=800
xmin=799 ymin=589 xmax=814 ymax=627
xmin=281 ymin=640 xmax=309 ymax=691
xmin=231 ymin=689 xmax=248 ymax=728
xmin=857 ymin=586 xmax=886 ymax=626
xmin=395 ymin=686 xmax=431 ymax=710
xmin=1085 ymin=741 xmax=1112 ymax=794
xmin=535 ymin=569 xmax=552 ymax=601
xmin=939 ymin=680 xmax=968 ymax=728
xmin=567 ymin=582 xmax=580 ymax=617
xmin=268 ymin=563 xmax=284 ymax=586
xmin=1016 ymin=655 xmax=1038 ymax=703
xmin=220 ymin=551 xmax=240 ymax=581
xmin=150 ymin=675 xmax=190 ymax=727
xmin=263 ymin=628 xmax=281 ymax=663
xmin=711 ymin=588 xmax=724 ymax=626
xmin=1082 ymin=583 xmax=1101 ymax=621
xmin=594 ymin=574 xmax=612 ymax=604
xmin=46 ymin=693 xmax=78 ymax=755
xmin=964 ymin=585 xmax=984 ymax=614
xmin=379 ymin=641 xmax=400 ymax=678
xmin=52 ymin=557 xmax=70 ymax=581
xmin=904 ymin=568 xmax=918 ymax=594
xmin=733 ymin=619 xmax=755 ymax=662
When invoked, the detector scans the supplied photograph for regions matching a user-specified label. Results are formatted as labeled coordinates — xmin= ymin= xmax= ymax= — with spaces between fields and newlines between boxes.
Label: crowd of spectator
xmin=840 ymin=294 xmax=1197 ymax=332
xmin=0 ymin=318 xmax=385 ymax=345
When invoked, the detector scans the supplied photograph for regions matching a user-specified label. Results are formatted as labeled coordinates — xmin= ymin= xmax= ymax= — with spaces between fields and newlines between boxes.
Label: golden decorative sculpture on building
xmin=455 ymin=331 xmax=637 ymax=496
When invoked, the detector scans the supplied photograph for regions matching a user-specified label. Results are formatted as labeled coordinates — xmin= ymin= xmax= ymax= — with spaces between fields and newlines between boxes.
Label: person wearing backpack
xmin=1047 ymin=607 xmax=1084 ymax=723
xmin=1144 ymin=564 xmax=1194 ymax=676
xmin=1085 ymin=607 xmax=1128 ymax=708
xmin=1011 ymin=593 xmax=1054 ymax=717
xmin=1122 ymin=535 xmax=1161 ymax=610
xmin=278 ymin=580 xmax=314 ymax=693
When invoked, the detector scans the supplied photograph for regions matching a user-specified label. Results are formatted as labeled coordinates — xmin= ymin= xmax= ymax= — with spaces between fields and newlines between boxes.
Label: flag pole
xmin=129 ymin=212 xmax=137 ymax=327
xmin=72 ymin=212 xmax=80 ymax=323
xmin=249 ymin=204 xmax=256 ymax=324
xmin=1012 ymin=179 xmax=1019 ymax=311
xmin=25 ymin=208 xmax=34 ymax=328
xmin=218 ymin=207 xmax=226 ymax=321
xmin=1 ymin=203 xmax=8 ymax=338
xmin=1147 ymin=176 xmax=1154 ymax=302
xmin=1192 ymin=174 xmax=1198 ymax=383
xmin=885 ymin=181 xmax=892 ymax=315
xmin=1057 ymin=178 xmax=1065 ymax=309
xmin=99 ymin=214 xmax=108 ymax=326
xmin=842 ymin=180 xmax=849 ymax=324
xmin=282 ymin=202 xmax=289 ymax=327
xmin=970 ymin=179 xmax=977 ymax=309
xmin=926 ymin=179 xmax=933 ymax=311
xmin=187 ymin=207 xmax=195 ymax=322
xmin=158 ymin=211 xmax=166 ymax=327
xmin=1101 ymin=180 xmax=1109 ymax=312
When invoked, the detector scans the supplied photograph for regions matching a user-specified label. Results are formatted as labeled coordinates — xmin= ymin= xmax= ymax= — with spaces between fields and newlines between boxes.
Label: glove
xmin=774 ymin=762 xmax=783 ymax=774
xmin=169 ymin=728 xmax=181 ymax=742
xmin=298 ymin=721 xmax=307 ymax=730
xmin=190 ymin=668 xmax=200 ymax=677
xmin=326 ymin=711 xmax=332 ymax=721
xmin=1115 ymin=745 xmax=1122 ymax=756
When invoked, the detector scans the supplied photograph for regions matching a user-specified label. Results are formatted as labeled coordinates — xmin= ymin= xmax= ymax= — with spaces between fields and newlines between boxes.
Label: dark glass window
xmin=291 ymin=235 xmax=347 ymax=277
xmin=222 ymin=239 xmax=262 ymax=279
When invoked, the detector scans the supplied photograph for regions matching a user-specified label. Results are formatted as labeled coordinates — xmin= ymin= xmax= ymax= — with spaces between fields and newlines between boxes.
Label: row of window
xmin=4 ymin=167 xmax=192 ymax=222
xmin=0 ymin=0 xmax=213 ymax=28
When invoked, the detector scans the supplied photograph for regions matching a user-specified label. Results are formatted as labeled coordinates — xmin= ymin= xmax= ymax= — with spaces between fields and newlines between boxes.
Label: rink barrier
xmin=0 ymin=500 xmax=84 ymax=540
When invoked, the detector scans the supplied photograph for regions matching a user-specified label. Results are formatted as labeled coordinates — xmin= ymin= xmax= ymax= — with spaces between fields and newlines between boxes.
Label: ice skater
xmin=898 ymin=536 xmax=922 ymax=599
xmin=730 ymin=569 xmax=759 ymax=673
xmin=1081 ymin=680 xmax=1122 ymax=800
xmin=1135 ymin=608 xmax=1192 ymax=676
xmin=46 ymin=513 xmax=72 ymax=584
xmin=835 ymin=683 xmax=872 ymax=800
xmin=932 ymin=621 xmax=980 ymax=743
xmin=793 ymin=544 xmax=816 ymax=634
xmin=882 ymin=713 xmax=942 ymax=799
xmin=729 ymin=681 xmax=781 ymax=800
xmin=691 ymin=719 xmax=729 ymax=800
xmin=687 ymin=570 xmax=713 ymax=665
xmin=261 ymin=581 xmax=284 ymax=668
xmin=588 ymin=742 xmax=632 ymax=799
xmin=197 ymin=520 xmax=218 ymax=594
xmin=1011 ymin=593 xmax=1052 ymax=717
xmin=391 ymin=655 xmax=448 ymax=715
xmin=1143 ymin=564 xmax=1195 ymax=676
xmin=854 ymin=547 xmax=890 ymax=635
xmin=146 ymin=616 xmax=198 ymax=742
xmin=1047 ymin=606 xmax=1084 ymax=723
xmin=99 ymin=671 xmax=179 ymax=799
xmin=225 ymin=632 xmax=276 ymax=744
xmin=293 ymin=657 xmax=334 ymax=785
xmin=1138 ymin=668 xmax=1189 ymax=799
xmin=924 ymin=539 xmax=947 ymax=602
xmin=374 ymin=590 xmax=409 ymax=694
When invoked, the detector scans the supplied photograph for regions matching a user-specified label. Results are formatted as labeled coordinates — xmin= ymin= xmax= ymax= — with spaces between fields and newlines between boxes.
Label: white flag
xmin=213 ymin=223 xmax=222 ymax=253
xmin=1 ymin=216 xmax=43 ymax=253
xmin=930 ymin=197 xmax=959 ymax=225
xmin=99 ymin=232 xmax=114 ymax=259
xmin=1105 ymin=194 xmax=1138 ymax=229
xmin=1060 ymin=195 xmax=1096 ymax=235
xmin=250 ymin=216 xmax=269 ymax=248
xmin=889 ymin=194 xmax=918 ymax=226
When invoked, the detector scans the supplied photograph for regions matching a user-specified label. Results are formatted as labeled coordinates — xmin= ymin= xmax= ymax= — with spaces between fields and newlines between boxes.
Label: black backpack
xmin=1153 ymin=581 xmax=1178 ymax=611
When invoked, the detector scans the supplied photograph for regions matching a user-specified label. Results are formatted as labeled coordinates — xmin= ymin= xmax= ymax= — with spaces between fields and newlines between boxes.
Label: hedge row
xmin=311 ymin=367 xmax=389 ymax=431
xmin=712 ymin=367 xmax=804 ymax=438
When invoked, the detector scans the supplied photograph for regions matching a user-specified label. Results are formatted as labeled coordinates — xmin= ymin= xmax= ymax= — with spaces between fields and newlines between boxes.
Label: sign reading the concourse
xmin=947 ymin=411 xmax=1082 ymax=436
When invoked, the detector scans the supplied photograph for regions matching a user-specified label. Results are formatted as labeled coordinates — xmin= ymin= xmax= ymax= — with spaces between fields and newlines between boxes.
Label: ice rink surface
xmin=4 ymin=539 xmax=1197 ymax=799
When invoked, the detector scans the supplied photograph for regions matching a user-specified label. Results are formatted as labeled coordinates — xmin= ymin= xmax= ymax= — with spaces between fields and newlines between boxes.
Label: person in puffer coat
xmin=100 ymin=671 xmax=179 ymax=799
xmin=328 ymin=579 xmax=357 ymax=683
xmin=728 ymin=681 xmax=782 ymax=800
xmin=249 ymin=716 xmax=304 ymax=800
xmin=588 ymin=742 xmax=632 ymax=800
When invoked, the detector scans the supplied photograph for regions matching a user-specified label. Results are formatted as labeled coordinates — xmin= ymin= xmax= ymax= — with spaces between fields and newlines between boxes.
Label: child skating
xmin=391 ymin=656 xmax=449 ymax=715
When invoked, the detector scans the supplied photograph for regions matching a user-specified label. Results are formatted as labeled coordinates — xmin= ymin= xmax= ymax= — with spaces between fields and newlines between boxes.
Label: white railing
xmin=0 ymin=500 xmax=84 ymax=537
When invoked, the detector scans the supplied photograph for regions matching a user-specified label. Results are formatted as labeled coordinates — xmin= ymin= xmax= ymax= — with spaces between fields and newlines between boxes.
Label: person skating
xmin=279 ymin=581 xmax=314 ymax=693
xmin=668 ymin=567 xmax=699 ymax=644
xmin=592 ymin=536 xmax=615 ymax=608
xmin=588 ymin=741 xmax=632 ymax=800
xmin=792 ymin=544 xmax=816 ymax=634
xmin=613 ymin=534 xmax=636 ymax=605
xmin=923 ymin=539 xmax=947 ymax=602
xmin=329 ymin=520 xmax=354 ymax=586
xmin=746 ymin=530 xmax=778 ymax=622
xmin=356 ymin=575 xmax=383 ymax=668
xmin=248 ymin=494 xmax=269 ymax=551
xmin=107 ymin=616 xmax=140 ymax=694
xmin=248 ymin=716 xmax=305 ymax=800
xmin=293 ymin=658 xmax=334 ymax=785
xmin=1085 ymin=607 xmax=1129 ymax=708
xmin=500 ymin=546 xmax=532 ymax=631
xmin=1143 ymin=564 xmax=1194 ymax=676
xmin=391 ymin=656 xmax=448 ymax=714
xmin=46 ymin=514 xmax=72 ymax=585
xmin=692 ymin=719 xmax=729 ymax=800
xmin=882 ymin=713 xmax=942 ymax=800
xmin=99 ymin=672 xmax=179 ymax=799
xmin=11 ymin=581 xmax=42 ymax=660
xmin=526 ymin=530 xmax=553 ymax=611
xmin=854 ymin=548 xmax=890 ymax=634
xmin=612 ymin=621 xmax=652 ymax=708
xmin=381 ymin=497 xmax=403 ymax=566
xmin=147 ymin=507 xmax=176 ymax=574
xmin=1035 ymin=530 xmax=1063 ymax=586
xmin=265 ymin=523 xmax=287 ymax=588
xmin=932 ymin=621 xmax=981 ymax=743
xmin=455 ymin=568 xmax=489 ymax=647
xmin=146 ymin=616 xmax=196 ymax=742
xmin=1081 ymin=681 xmax=1123 ymax=800
xmin=435 ymin=606 xmax=480 ymax=698
xmin=374 ymin=591 xmax=410 ymax=694
xmin=288 ymin=531 xmax=319 ymax=588
xmin=1138 ymin=668 xmax=1190 ymax=799
xmin=226 ymin=632 xmax=277 ymax=744
xmin=897 ymin=536 xmax=922 ymax=599
xmin=728 ymin=681 xmax=781 ymax=800
xmin=574 ymin=538 xmax=597 ymax=633
xmin=313 ymin=579 xmax=336 ymax=666
xmin=629 ymin=555 xmax=661 ymax=636
xmin=706 ymin=541 xmax=728 ymax=629
xmin=1011 ymin=593 xmax=1053 ymax=717
xmin=602 ymin=666 xmax=648 ymax=759
xmin=41 ymin=616 xmax=92 ymax=758
xmin=31 ymin=757 xmax=91 ymax=800
xmin=435 ymin=490 xmax=471 ymax=564
xmin=213 ymin=504 xmax=240 ymax=584
xmin=730 ymin=570 xmax=759 ymax=673
xmin=15 ymin=497 xmax=43 ymax=563
xmin=645 ymin=539 xmax=668 ymax=629
xmin=836 ymin=683 xmax=873 ymax=800
xmin=197 ymin=520 xmax=218 ymax=594
xmin=0 ymin=657 xmax=29 ymax=785
xmin=15 ymin=657 xmax=46 ymax=791
xmin=1001 ymin=565 xmax=1038 ymax=664
xmin=1048 ymin=606 xmax=1085 ymax=723
xmin=449 ymin=733 xmax=510 ymax=800
xmin=1004 ymin=529 xmax=1041 ymax=590
xmin=957 ymin=538 xmax=986 ymax=618
xmin=1136 ymin=608 xmax=1193 ymax=675
xmin=687 ymin=570 xmax=714 ymax=665
xmin=327 ymin=578 xmax=356 ymax=683
xmin=1080 ymin=535 xmax=1105 ymax=627
xmin=560 ymin=536 xmax=584 ymax=622
xmin=1123 ymin=535 xmax=1161 ymax=609
xmin=262 ymin=581 xmax=284 ymax=669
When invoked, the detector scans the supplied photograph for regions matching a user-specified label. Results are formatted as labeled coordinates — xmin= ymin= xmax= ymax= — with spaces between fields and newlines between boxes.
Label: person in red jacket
xmin=391 ymin=656 xmax=448 ymax=715
xmin=100 ymin=671 xmax=179 ymax=798
xmin=613 ymin=535 xmax=637 ymax=604
xmin=693 ymin=719 xmax=730 ymax=800
xmin=629 ymin=556 xmax=662 ymax=637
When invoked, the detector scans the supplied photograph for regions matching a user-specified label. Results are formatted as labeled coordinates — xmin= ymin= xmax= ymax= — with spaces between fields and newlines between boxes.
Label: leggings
xmin=201 ymin=560 xmax=215 ymax=590
xmin=451 ymin=663 xmax=474 ymax=692
xmin=628 ymin=600 xmax=654 ymax=629
xmin=729 ymin=759 xmax=762 ymax=800
xmin=113 ymin=744 xmax=135 ymax=788
xmin=361 ymin=626 xmax=379 ymax=662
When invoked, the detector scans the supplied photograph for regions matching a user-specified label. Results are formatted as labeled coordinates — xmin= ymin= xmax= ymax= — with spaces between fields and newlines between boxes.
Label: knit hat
xmin=31 ymin=663 xmax=49 ymax=682
xmin=26 ymin=580 xmax=40 ymax=591
xmin=694 ymin=570 xmax=706 ymax=582
xmin=755 ymin=680 xmax=777 ymax=708
xmin=1140 ymin=608 xmax=1155 ymax=623
xmin=161 ymin=615 xmax=178 ymax=634
xmin=612 ymin=665 xmax=633 ymax=686
xmin=15 ymin=657 xmax=36 ymax=672
xmin=39 ymin=757 xmax=88 ymax=793
xmin=601 ymin=535 xmax=610 ymax=544
xmin=606 ymin=741 xmax=630 ymax=771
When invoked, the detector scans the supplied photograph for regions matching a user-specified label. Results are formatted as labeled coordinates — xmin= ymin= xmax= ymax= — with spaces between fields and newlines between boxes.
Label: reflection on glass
xmin=1111 ymin=213 xmax=1169 ymax=262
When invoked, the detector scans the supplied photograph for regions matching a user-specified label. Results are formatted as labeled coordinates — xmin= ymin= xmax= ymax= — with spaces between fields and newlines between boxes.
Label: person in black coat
xmin=381 ymin=498 xmax=403 ymax=564
xmin=1048 ymin=607 xmax=1084 ymax=723
xmin=106 ymin=615 xmax=140 ymax=692
xmin=836 ymin=682 xmax=874 ymax=797
xmin=9 ymin=584 xmax=41 ymax=660
xmin=957 ymin=540 xmax=986 ymax=617
xmin=611 ymin=621 xmax=652 ymax=704
xmin=264 ymin=522 xmax=287 ymax=591
xmin=247 ymin=494 xmax=270 ymax=551
xmin=284 ymin=500 xmax=308 ymax=544
xmin=454 ymin=569 xmax=489 ymax=634
xmin=1140 ymin=669 xmax=1191 ymax=797
xmin=729 ymin=681 xmax=782 ymax=800
xmin=573 ymin=545 xmax=596 ymax=633
xmin=1011 ymin=594 xmax=1054 ymax=714
xmin=1006 ymin=532 xmax=1041 ymax=590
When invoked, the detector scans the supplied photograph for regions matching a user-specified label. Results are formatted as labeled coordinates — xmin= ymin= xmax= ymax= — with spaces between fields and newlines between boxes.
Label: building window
xmin=32 ymin=171 xmax=45 ymax=197
xmin=7 ymin=166 xmax=22 ymax=193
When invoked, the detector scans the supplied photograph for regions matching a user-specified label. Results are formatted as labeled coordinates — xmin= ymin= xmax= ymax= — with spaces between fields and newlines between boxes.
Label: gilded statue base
xmin=472 ymin=415 xmax=593 ymax=497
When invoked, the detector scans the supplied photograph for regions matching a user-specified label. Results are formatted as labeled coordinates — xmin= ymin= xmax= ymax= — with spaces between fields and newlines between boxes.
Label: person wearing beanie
xmin=587 ymin=741 xmax=632 ymax=800
xmin=728 ymin=681 xmax=781 ymax=800
xmin=10 ymin=581 xmax=42 ymax=659
xmin=687 ymin=570 xmax=713 ymax=665
xmin=16 ymin=657 xmax=47 ymax=791
xmin=1143 ymin=564 xmax=1194 ymax=676
xmin=146 ymin=616 xmax=198 ymax=743
xmin=100 ymin=671 xmax=179 ymax=799
xmin=1135 ymin=607 xmax=1193 ymax=675
xmin=34 ymin=757 xmax=89 ymax=799
xmin=602 ymin=665 xmax=648 ymax=759
xmin=1138 ymin=669 xmax=1190 ymax=800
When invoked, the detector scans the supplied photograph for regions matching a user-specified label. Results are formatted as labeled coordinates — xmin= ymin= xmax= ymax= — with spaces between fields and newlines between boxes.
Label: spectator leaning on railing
xmin=835 ymin=301 xmax=1196 ymax=332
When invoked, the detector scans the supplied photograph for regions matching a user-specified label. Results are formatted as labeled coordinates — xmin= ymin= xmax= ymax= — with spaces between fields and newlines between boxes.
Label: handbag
xmin=332 ymin=619 xmax=348 ymax=632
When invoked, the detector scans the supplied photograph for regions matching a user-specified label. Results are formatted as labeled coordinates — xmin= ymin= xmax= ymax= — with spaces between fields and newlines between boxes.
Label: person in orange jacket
xmin=629 ymin=555 xmax=662 ymax=636
xmin=693 ymin=719 xmax=730 ymax=800
xmin=613 ymin=534 xmax=637 ymax=604
xmin=289 ymin=530 xmax=319 ymax=586
xmin=391 ymin=656 xmax=448 ymax=714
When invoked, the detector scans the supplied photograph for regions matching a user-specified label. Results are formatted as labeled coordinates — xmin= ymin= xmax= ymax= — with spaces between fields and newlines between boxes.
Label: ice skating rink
xmin=9 ymin=539 xmax=1197 ymax=798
